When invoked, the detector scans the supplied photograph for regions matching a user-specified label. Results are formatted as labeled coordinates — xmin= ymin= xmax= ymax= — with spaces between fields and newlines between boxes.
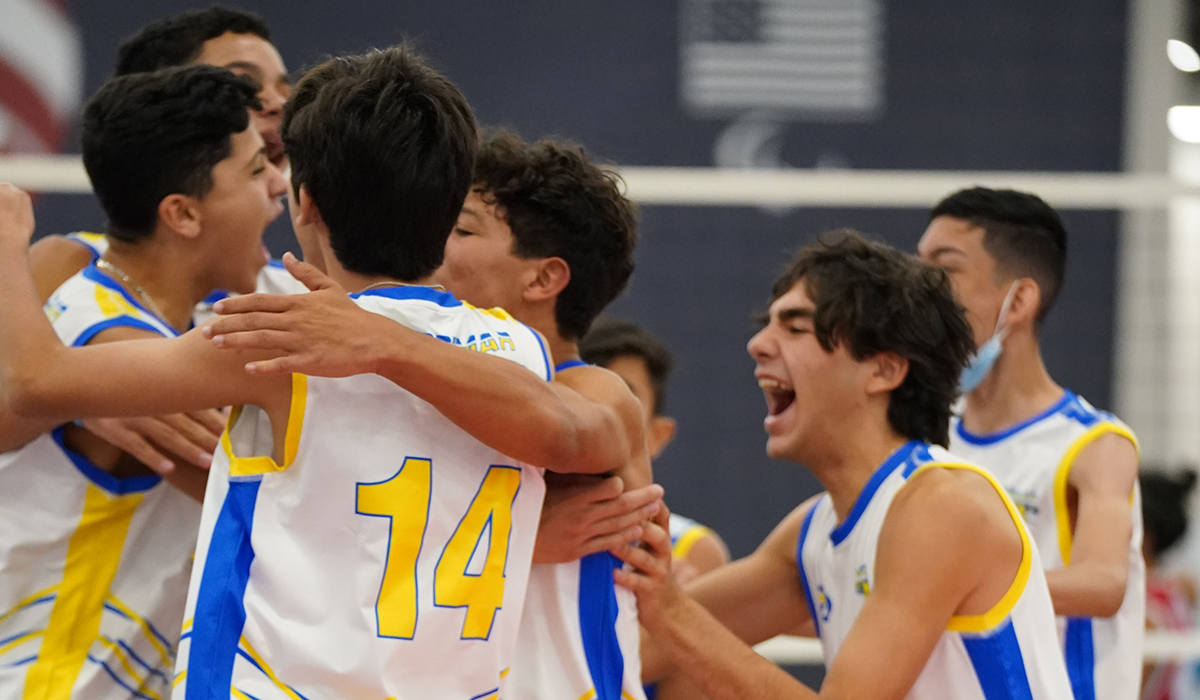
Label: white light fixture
xmin=1169 ymin=39 xmax=1200 ymax=72
xmin=1169 ymin=106 xmax=1200 ymax=142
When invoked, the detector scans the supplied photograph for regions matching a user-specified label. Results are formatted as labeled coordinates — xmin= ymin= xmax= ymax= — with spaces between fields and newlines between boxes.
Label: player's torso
xmin=948 ymin=392 xmax=1145 ymax=700
xmin=176 ymin=288 xmax=551 ymax=700
xmin=798 ymin=442 xmax=1074 ymax=700
xmin=0 ymin=264 xmax=201 ymax=700
xmin=507 ymin=556 xmax=645 ymax=700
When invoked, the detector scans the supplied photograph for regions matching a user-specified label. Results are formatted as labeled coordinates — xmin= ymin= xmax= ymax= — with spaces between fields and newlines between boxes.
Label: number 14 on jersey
xmin=356 ymin=457 xmax=523 ymax=640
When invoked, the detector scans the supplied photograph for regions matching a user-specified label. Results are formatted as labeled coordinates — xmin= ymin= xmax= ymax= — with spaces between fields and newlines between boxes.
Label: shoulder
xmin=556 ymin=364 xmax=641 ymax=416
xmin=761 ymin=494 xmax=825 ymax=564
xmin=1058 ymin=393 xmax=1139 ymax=490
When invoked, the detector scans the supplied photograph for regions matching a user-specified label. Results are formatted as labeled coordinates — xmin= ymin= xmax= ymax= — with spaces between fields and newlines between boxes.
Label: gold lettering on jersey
xmin=428 ymin=331 xmax=518 ymax=356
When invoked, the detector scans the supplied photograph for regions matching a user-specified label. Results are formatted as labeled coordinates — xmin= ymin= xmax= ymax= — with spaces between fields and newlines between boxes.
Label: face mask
xmin=959 ymin=282 xmax=1019 ymax=394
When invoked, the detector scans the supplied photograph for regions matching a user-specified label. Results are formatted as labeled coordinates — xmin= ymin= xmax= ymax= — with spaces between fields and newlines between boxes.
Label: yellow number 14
xmin=357 ymin=459 xmax=522 ymax=641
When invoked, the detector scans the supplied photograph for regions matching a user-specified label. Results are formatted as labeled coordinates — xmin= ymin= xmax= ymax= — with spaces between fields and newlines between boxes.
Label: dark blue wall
xmin=42 ymin=0 xmax=1127 ymax=559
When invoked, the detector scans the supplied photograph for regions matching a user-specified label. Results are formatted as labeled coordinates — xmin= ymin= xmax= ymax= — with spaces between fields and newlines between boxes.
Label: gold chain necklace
xmin=96 ymin=259 xmax=170 ymax=323
xmin=359 ymin=280 xmax=447 ymax=293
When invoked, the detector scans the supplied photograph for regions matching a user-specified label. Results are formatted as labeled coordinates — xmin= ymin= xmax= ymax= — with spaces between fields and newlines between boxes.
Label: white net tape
xmin=2 ymin=155 xmax=1197 ymax=209
xmin=755 ymin=632 xmax=1200 ymax=665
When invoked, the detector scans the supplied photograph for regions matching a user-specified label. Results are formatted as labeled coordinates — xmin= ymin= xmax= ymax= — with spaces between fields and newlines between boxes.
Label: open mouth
xmin=263 ymin=132 xmax=286 ymax=167
xmin=759 ymin=378 xmax=796 ymax=416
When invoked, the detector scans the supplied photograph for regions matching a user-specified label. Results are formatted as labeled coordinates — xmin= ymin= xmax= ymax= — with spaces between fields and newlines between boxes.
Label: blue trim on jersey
xmin=902 ymin=443 xmax=935 ymax=477
xmin=579 ymin=551 xmax=625 ymax=700
xmin=83 ymin=264 xmax=169 ymax=323
xmin=555 ymin=359 xmax=589 ymax=373
xmin=962 ymin=618 xmax=1035 ymax=700
xmin=6 ymin=654 xmax=37 ymax=668
xmin=66 ymin=232 xmax=105 ymax=261
xmin=113 ymin=637 xmax=171 ymax=683
xmin=954 ymin=392 xmax=1075 ymax=446
xmin=71 ymin=316 xmax=165 ymax=347
xmin=829 ymin=442 xmax=919 ymax=546
xmin=103 ymin=602 xmax=175 ymax=654
xmin=350 ymin=285 xmax=463 ymax=307
xmin=186 ymin=479 xmax=261 ymax=700
xmin=50 ymin=425 xmax=162 ymax=494
xmin=795 ymin=500 xmax=822 ymax=637
xmin=529 ymin=326 xmax=553 ymax=380
xmin=1064 ymin=617 xmax=1096 ymax=700
xmin=467 ymin=687 xmax=500 ymax=700
xmin=266 ymin=258 xmax=287 ymax=270
xmin=201 ymin=290 xmax=231 ymax=306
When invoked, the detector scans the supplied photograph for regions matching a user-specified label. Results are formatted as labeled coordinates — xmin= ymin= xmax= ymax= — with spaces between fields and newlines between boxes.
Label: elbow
xmin=541 ymin=407 xmax=628 ymax=475
xmin=2 ymin=365 xmax=55 ymax=418
xmin=1092 ymin=575 xmax=1127 ymax=618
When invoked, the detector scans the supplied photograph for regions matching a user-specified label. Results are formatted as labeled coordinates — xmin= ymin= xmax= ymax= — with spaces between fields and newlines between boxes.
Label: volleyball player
xmin=919 ymin=187 xmax=1143 ymax=700
xmin=22 ymin=6 xmax=300 ymax=473
xmin=0 ymin=65 xmax=285 ymax=699
xmin=614 ymin=232 xmax=1074 ymax=700
xmin=0 ymin=46 xmax=635 ymax=699
xmin=578 ymin=318 xmax=731 ymax=584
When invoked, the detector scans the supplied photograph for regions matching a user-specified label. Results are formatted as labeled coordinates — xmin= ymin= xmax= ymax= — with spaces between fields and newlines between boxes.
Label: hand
xmin=204 ymin=252 xmax=386 ymax=377
xmin=81 ymin=409 xmax=226 ymax=474
xmin=612 ymin=505 xmax=680 ymax=631
xmin=0 ymin=184 xmax=35 ymax=250
xmin=532 ymin=473 xmax=664 ymax=564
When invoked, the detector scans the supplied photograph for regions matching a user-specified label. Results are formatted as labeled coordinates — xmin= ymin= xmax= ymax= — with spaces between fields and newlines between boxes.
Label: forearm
xmin=0 ymin=248 xmax=71 ymax=417
xmin=1046 ymin=562 xmax=1128 ymax=618
xmin=371 ymin=319 xmax=627 ymax=472
xmin=648 ymin=594 xmax=816 ymax=700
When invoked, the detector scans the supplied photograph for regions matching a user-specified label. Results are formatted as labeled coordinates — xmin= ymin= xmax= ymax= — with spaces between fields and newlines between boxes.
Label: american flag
xmin=680 ymin=0 xmax=885 ymax=120
xmin=0 ymin=0 xmax=82 ymax=153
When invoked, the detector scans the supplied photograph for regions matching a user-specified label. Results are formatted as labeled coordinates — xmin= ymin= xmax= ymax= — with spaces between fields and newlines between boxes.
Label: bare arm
xmin=617 ymin=469 xmax=1022 ymax=700
xmin=29 ymin=234 xmax=94 ymax=303
xmin=1047 ymin=431 xmax=1139 ymax=617
xmin=204 ymin=253 xmax=631 ymax=474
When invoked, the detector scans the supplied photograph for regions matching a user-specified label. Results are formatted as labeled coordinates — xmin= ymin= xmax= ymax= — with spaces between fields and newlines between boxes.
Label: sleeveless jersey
xmin=173 ymin=286 xmax=551 ymax=700
xmin=64 ymin=233 xmax=308 ymax=326
xmin=668 ymin=514 xmax=715 ymax=561
xmin=507 ymin=360 xmax=645 ymax=700
xmin=949 ymin=391 xmax=1144 ymax=700
xmin=797 ymin=442 xmax=1074 ymax=700
xmin=0 ymin=263 xmax=202 ymax=700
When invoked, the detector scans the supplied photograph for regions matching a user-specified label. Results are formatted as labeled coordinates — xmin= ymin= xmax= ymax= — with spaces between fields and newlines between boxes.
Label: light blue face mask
xmin=959 ymin=282 xmax=1019 ymax=395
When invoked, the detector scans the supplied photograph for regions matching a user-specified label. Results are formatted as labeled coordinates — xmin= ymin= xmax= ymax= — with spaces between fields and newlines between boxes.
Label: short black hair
xmin=580 ymin=317 xmax=674 ymax=414
xmin=81 ymin=65 xmax=260 ymax=242
xmin=473 ymin=131 xmax=638 ymax=339
xmin=115 ymin=6 xmax=271 ymax=76
xmin=283 ymin=45 xmax=477 ymax=281
xmin=1141 ymin=469 xmax=1196 ymax=559
xmin=929 ymin=187 xmax=1068 ymax=325
xmin=770 ymin=231 xmax=974 ymax=447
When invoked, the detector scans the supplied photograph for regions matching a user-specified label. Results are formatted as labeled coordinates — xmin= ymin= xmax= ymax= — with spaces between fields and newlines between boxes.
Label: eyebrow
xmin=246 ymin=146 xmax=267 ymax=168
xmin=777 ymin=308 xmax=815 ymax=322
xmin=924 ymin=245 xmax=967 ymax=261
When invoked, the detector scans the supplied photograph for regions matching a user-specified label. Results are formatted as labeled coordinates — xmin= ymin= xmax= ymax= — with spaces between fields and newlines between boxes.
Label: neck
xmin=101 ymin=236 xmax=209 ymax=332
xmin=803 ymin=420 xmax=909 ymax=524
xmin=961 ymin=331 xmax=1063 ymax=435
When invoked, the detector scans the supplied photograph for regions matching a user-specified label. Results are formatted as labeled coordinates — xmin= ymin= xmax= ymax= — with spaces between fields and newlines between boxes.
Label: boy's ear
xmin=158 ymin=194 xmax=203 ymax=240
xmin=648 ymin=415 xmax=677 ymax=460
xmin=523 ymin=257 xmax=570 ymax=303
xmin=865 ymin=351 xmax=908 ymax=396
xmin=296 ymin=186 xmax=324 ymax=227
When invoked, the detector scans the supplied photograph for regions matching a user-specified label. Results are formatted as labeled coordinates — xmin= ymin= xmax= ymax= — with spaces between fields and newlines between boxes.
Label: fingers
xmin=577 ymin=525 xmax=646 ymax=558
xmin=210 ymin=329 xmax=297 ymax=353
xmin=611 ymin=540 xmax=663 ymax=574
xmin=244 ymin=355 xmax=305 ymax=376
xmin=80 ymin=418 xmax=174 ymax=475
xmin=211 ymin=293 xmax=297 ymax=317
xmin=283 ymin=252 xmax=341 ymax=292
xmin=190 ymin=409 xmax=227 ymax=436
xmin=204 ymin=311 xmax=297 ymax=340
xmin=153 ymin=413 xmax=221 ymax=462
xmin=587 ymin=483 xmax=664 ymax=524
xmin=591 ymin=499 xmax=661 ymax=539
xmin=642 ymin=519 xmax=673 ymax=559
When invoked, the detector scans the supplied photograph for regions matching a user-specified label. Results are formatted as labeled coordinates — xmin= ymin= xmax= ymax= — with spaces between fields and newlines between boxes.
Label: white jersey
xmin=950 ymin=391 xmax=1144 ymax=700
xmin=798 ymin=442 xmax=1073 ymax=700
xmin=507 ymin=362 xmax=645 ymax=700
xmin=65 ymin=232 xmax=308 ymax=326
xmin=173 ymin=286 xmax=551 ymax=700
xmin=0 ymin=263 xmax=202 ymax=700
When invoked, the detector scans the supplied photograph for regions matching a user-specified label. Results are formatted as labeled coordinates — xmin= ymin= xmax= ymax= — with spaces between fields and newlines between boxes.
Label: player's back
xmin=949 ymin=391 xmax=1144 ymax=700
xmin=174 ymin=286 xmax=552 ymax=700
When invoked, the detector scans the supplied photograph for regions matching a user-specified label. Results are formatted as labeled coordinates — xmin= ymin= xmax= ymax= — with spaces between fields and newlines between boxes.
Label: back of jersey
xmin=174 ymin=286 xmax=551 ymax=700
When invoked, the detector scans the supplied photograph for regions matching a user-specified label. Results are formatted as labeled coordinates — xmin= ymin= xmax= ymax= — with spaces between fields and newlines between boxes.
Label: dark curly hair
xmin=81 ymin=65 xmax=260 ymax=242
xmin=580 ymin=317 xmax=674 ymax=414
xmin=115 ymin=6 xmax=271 ymax=76
xmin=473 ymin=130 xmax=638 ymax=340
xmin=771 ymin=231 xmax=974 ymax=447
xmin=930 ymin=187 xmax=1067 ymax=326
xmin=284 ymin=46 xmax=477 ymax=281
xmin=1141 ymin=469 xmax=1197 ymax=559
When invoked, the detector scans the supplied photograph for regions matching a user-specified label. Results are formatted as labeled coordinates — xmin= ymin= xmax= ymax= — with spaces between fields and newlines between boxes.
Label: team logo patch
xmin=854 ymin=565 xmax=870 ymax=597
xmin=816 ymin=585 xmax=832 ymax=622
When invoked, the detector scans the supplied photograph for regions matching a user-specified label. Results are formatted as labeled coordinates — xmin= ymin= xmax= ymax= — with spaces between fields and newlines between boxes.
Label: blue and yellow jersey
xmin=173 ymin=286 xmax=550 ymax=700
xmin=950 ymin=392 xmax=1143 ymax=700
xmin=797 ymin=442 xmax=1074 ymax=700
xmin=0 ymin=263 xmax=202 ymax=700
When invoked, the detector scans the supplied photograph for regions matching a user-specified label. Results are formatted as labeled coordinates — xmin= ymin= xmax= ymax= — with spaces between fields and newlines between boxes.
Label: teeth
xmin=758 ymin=378 xmax=790 ymax=392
